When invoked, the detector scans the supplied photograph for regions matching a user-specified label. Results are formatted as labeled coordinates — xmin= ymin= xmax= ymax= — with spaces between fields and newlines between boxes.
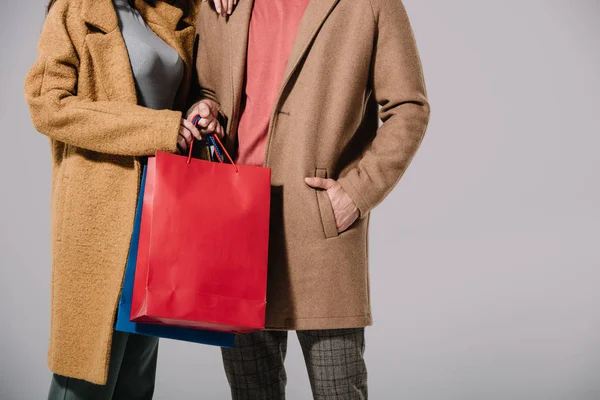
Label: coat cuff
xmin=154 ymin=110 xmax=181 ymax=154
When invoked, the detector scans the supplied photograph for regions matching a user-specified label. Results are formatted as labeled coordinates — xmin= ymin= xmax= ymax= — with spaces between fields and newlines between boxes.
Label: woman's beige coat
xmin=193 ymin=0 xmax=430 ymax=330
xmin=24 ymin=0 xmax=197 ymax=385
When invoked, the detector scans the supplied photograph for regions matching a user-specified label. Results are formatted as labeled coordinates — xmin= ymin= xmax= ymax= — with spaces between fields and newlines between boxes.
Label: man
xmin=188 ymin=0 xmax=430 ymax=398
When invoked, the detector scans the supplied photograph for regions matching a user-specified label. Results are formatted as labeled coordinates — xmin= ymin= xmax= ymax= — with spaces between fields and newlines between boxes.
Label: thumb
xmin=305 ymin=177 xmax=335 ymax=190
xmin=197 ymin=101 xmax=211 ymax=118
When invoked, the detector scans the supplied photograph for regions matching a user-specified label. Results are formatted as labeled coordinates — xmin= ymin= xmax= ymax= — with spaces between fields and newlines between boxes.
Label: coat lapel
xmin=136 ymin=0 xmax=196 ymax=109
xmin=82 ymin=0 xmax=194 ymax=106
xmin=279 ymin=0 xmax=340 ymax=98
xmin=227 ymin=0 xmax=255 ymax=124
xmin=135 ymin=0 xmax=193 ymax=68
xmin=82 ymin=0 xmax=137 ymax=103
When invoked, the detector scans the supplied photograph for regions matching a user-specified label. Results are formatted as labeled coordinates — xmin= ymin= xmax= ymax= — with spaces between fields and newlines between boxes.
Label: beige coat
xmin=193 ymin=0 xmax=430 ymax=330
xmin=24 ymin=0 xmax=198 ymax=385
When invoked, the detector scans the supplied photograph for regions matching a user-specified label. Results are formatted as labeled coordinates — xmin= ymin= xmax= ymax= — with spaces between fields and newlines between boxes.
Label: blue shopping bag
xmin=115 ymin=163 xmax=235 ymax=348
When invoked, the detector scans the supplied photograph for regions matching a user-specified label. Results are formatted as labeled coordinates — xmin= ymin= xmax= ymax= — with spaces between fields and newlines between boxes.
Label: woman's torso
xmin=112 ymin=0 xmax=184 ymax=110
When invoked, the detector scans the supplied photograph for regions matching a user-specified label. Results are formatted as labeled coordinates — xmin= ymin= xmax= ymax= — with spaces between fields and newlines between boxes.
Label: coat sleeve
xmin=24 ymin=0 xmax=180 ymax=156
xmin=189 ymin=5 xmax=222 ymax=109
xmin=186 ymin=32 xmax=223 ymax=118
xmin=337 ymin=0 xmax=430 ymax=218
xmin=186 ymin=3 xmax=228 ymax=130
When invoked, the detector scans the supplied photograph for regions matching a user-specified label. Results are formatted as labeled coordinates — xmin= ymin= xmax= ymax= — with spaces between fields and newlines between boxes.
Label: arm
xmin=337 ymin=0 xmax=431 ymax=218
xmin=186 ymin=34 xmax=223 ymax=116
xmin=185 ymin=7 xmax=227 ymax=139
xmin=24 ymin=0 xmax=180 ymax=156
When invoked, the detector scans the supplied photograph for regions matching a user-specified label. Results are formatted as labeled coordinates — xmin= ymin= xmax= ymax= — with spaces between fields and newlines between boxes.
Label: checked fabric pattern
xmin=221 ymin=328 xmax=367 ymax=400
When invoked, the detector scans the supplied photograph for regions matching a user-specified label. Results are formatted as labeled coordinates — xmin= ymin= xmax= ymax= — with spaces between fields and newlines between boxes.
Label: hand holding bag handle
xmin=189 ymin=114 xmax=238 ymax=172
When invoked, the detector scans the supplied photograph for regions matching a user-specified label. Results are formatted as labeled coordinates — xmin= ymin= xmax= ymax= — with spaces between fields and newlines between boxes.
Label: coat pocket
xmin=315 ymin=168 xmax=339 ymax=239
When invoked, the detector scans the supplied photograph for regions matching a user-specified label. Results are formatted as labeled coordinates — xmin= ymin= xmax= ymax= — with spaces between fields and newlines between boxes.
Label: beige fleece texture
xmin=24 ymin=0 xmax=198 ymax=385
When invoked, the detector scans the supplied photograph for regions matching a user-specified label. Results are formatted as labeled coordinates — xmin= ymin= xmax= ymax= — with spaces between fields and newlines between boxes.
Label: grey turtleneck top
xmin=112 ymin=0 xmax=184 ymax=110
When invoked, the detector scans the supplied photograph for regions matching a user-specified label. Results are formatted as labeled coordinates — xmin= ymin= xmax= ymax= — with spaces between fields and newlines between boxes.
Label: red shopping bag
xmin=131 ymin=130 xmax=271 ymax=334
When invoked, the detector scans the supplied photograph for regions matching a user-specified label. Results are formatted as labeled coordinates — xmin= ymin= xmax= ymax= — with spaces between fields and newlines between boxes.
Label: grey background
xmin=1 ymin=0 xmax=599 ymax=399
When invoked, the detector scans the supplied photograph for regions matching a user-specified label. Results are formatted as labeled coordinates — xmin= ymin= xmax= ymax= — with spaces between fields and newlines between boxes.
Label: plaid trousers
xmin=221 ymin=328 xmax=367 ymax=400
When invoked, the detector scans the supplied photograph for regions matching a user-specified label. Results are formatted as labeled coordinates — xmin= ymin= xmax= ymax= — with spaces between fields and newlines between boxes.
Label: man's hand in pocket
xmin=305 ymin=177 xmax=359 ymax=233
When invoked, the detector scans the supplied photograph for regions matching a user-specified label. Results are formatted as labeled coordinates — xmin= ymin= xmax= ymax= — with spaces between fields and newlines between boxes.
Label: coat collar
xmin=81 ymin=0 xmax=119 ymax=33
xmin=81 ymin=0 xmax=192 ymax=34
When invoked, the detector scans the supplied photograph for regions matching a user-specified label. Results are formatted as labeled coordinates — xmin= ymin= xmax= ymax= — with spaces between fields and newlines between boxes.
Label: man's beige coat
xmin=24 ymin=0 xmax=197 ymax=385
xmin=193 ymin=0 xmax=430 ymax=330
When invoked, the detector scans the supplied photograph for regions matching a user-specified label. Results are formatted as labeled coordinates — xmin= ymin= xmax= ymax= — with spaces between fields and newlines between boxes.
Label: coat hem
xmin=265 ymin=314 xmax=373 ymax=331
xmin=48 ymin=361 xmax=107 ymax=386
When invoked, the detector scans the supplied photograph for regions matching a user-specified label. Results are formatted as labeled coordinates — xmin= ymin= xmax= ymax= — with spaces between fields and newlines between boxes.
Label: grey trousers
xmin=222 ymin=329 xmax=368 ymax=400
xmin=48 ymin=331 xmax=158 ymax=400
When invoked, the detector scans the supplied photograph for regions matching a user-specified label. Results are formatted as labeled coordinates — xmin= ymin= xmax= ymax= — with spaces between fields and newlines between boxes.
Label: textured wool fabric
xmin=222 ymin=329 xmax=367 ymax=399
xmin=24 ymin=0 xmax=198 ymax=385
xmin=193 ymin=0 xmax=430 ymax=330
xmin=235 ymin=0 xmax=310 ymax=166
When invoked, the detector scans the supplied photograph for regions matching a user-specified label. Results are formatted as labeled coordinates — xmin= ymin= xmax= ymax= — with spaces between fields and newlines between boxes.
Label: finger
xmin=199 ymin=120 xmax=216 ymax=135
xmin=234 ymin=0 xmax=238 ymax=6
xmin=213 ymin=0 xmax=221 ymax=15
xmin=196 ymin=102 xmax=212 ymax=119
xmin=221 ymin=0 xmax=227 ymax=16
xmin=179 ymin=123 xmax=193 ymax=144
xmin=334 ymin=207 xmax=349 ymax=232
xmin=227 ymin=0 xmax=233 ymax=14
xmin=304 ymin=177 xmax=336 ymax=190
xmin=196 ymin=116 xmax=211 ymax=129
xmin=215 ymin=124 xmax=224 ymax=139
xmin=177 ymin=136 xmax=188 ymax=153
xmin=187 ymin=105 xmax=201 ymax=122
xmin=205 ymin=120 xmax=218 ymax=134
xmin=209 ymin=123 xmax=224 ymax=139
xmin=335 ymin=216 xmax=343 ymax=232
xmin=182 ymin=118 xmax=202 ymax=140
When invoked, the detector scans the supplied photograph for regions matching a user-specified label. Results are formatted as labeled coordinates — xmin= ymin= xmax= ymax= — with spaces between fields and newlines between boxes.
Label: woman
xmin=24 ymin=0 xmax=231 ymax=398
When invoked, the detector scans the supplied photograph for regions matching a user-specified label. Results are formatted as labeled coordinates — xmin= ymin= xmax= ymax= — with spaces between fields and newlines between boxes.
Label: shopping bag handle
xmin=189 ymin=114 xmax=238 ymax=173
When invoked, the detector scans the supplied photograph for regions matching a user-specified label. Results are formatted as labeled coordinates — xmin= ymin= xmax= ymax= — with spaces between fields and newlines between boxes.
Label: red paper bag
xmin=131 ymin=137 xmax=271 ymax=334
